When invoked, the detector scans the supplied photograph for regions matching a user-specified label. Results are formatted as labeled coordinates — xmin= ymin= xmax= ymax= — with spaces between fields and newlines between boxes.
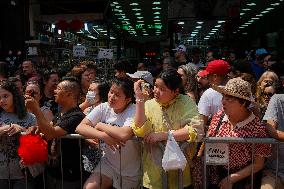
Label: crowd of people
xmin=0 ymin=46 xmax=284 ymax=189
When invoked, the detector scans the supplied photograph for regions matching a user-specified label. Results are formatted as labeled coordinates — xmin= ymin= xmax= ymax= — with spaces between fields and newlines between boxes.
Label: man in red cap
xmin=197 ymin=60 xmax=230 ymax=126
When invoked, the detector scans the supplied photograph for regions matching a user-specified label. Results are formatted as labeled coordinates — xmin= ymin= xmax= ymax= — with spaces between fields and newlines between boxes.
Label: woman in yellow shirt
xmin=132 ymin=69 xmax=203 ymax=189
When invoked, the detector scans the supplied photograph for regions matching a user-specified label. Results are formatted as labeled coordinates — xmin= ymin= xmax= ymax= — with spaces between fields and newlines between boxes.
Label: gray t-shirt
xmin=0 ymin=111 xmax=36 ymax=179
xmin=263 ymin=94 xmax=284 ymax=178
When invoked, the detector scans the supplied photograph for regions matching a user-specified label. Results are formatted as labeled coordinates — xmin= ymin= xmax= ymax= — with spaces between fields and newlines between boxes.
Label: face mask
xmin=86 ymin=91 xmax=96 ymax=105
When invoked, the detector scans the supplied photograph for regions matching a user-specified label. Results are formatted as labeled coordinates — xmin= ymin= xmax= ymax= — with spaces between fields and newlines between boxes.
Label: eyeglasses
xmin=263 ymin=92 xmax=274 ymax=98
xmin=26 ymin=80 xmax=39 ymax=86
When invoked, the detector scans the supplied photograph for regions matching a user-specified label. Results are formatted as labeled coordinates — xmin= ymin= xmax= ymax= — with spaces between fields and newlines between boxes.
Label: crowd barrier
xmin=203 ymin=137 xmax=281 ymax=189
xmin=7 ymin=135 xmax=284 ymax=189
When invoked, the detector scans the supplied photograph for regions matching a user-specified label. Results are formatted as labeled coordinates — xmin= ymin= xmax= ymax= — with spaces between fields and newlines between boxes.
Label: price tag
xmin=205 ymin=143 xmax=229 ymax=165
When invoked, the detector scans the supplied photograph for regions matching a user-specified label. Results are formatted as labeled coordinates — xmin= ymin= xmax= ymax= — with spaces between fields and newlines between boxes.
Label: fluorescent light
xmin=137 ymin=20 xmax=144 ymax=23
xmin=135 ymin=13 xmax=141 ymax=16
xmin=192 ymin=31 xmax=198 ymax=34
xmin=197 ymin=21 xmax=203 ymax=24
xmin=178 ymin=21 xmax=184 ymax=25
xmin=247 ymin=3 xmax=256 ymax=6
xmin=51 ymin=24 xmax=55 ymax=29
xmin=110 ymin=37 xmax=116 ymax=39
xmin=191 ymin=34 xmax=196 ymax=36
xmin=84 ymin=23 xmax=88 ymax=30
xmin=218 ymin=20 xmax=225 ymax=23
xmin=154 ymin=12 xmax=160 ymax=14
xmin=153 ymin=1 xmax=161 ymax=4
xmin=242 ymin=8 xmax=251 ymax=11
xmin=97 ymin=28 xmax=103 ymax=31
xmin=130 ymin=3 xmax=138 ymax=6
xmin=240 ymin=12 xmax=245 ymax=16
xmin=88 ymin=35 xmax=97 ymax=39
xmin=212 ymin=28 xmax=218 ymax=31
xmin=266 ymin=7 xmax=274 ymax=10
xmin=196 ymin=26 xmax=202 ymax=29
xmin=251 ymin=17 xmax=260 ymax=20
xmin=112 ymin=1 xmax=118 ymax=4
xmin=239 ymin=26 xmax=245 ymax=29
xmin=132 ymin=8 xmax=141 ymax=11
xmin=256 ymin=14 xmax=263 ymax=17
xmin=154 ymin=20 xmax=161 ymax=22
xmin=215 ymin=25 xmax=221 ymax=28
xmin=152 ymin=7 xmax=161 ymax=10
xmin=137 ymin=17 xmax=143 ymax=19
xmin=76 ymin=30 xmax=83 ymax=34
xmin=58 ymin=29 xmax=62 ymax=34
xmin=143 ymin=33 xmax=149 ymax=35
xmin=271 ymin=3 xmax=280 ymax=6
xmin=154 ymin=16 xmax=160 ymax=18
xmin=261 ymin=11 xmax=269 ymax=14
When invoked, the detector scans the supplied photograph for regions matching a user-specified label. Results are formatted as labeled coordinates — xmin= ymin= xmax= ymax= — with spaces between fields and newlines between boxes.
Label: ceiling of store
xmin=36 ymin=0 xmax=284 ymax=45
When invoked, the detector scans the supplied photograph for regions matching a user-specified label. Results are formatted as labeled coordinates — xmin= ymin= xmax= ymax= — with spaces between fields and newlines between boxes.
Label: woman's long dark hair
xmin=0 ymin=80 xmax=27 ymax=119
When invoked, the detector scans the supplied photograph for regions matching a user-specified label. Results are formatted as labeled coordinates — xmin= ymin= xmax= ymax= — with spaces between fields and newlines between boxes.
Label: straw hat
xmin=212 ymin=77 xmax=254 ymax=102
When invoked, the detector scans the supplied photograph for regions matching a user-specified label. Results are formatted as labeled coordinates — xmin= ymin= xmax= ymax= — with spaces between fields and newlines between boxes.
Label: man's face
xmin=22 ymin=61 xmax=34 ymax=76
xmin=206 ymin=52 xmax=214 ymax=63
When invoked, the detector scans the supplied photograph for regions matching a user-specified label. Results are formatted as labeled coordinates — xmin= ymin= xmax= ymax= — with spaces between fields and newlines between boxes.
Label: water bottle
xmin=86 ymin=91 xmax=96 ymax=105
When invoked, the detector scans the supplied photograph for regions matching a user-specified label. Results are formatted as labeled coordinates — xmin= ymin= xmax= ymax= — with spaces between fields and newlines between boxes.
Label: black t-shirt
xmin=48 ymin=107 xmax=85 ymax=180
xmin=40 ymin=95 xmax=59 ymax=115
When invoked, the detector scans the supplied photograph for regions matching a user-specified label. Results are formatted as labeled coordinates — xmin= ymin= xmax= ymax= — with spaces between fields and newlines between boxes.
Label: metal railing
xmin=5 ymin=135 xmax=284 ymax=189
xmin=203 ymin=137 xmax=282 ymax=189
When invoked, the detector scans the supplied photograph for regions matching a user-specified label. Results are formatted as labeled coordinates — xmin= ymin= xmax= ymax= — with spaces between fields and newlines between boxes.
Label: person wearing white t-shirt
xmin=76 ymin=78 xmax=140 ymax=189
xmin=197 ymin=60 xmax=230 ymax=126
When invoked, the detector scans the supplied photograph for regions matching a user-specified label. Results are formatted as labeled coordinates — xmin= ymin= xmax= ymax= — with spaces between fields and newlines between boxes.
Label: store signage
xmin=73 ymin=45 xmax=86 ymax=57
xmin=145 ymin=52 xmax=157 ymax=56
xmin=205 ymin=143 xmax=229 ymax=165
xmin=117 ymin=24 xmax=162 ymax=30
xmin=98 ymin=48 xmax=113 ymax=59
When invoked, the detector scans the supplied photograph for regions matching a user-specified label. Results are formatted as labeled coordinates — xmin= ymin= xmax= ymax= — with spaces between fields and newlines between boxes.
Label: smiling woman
xmin=132 ymin=69 xmax=203 ymax=189
xmin=207 ymin=78 xmax=271 ymax=189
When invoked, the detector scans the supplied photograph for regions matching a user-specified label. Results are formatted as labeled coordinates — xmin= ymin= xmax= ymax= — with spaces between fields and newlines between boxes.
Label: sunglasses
xmin=263 ymin=92 xmax=274 ymax=98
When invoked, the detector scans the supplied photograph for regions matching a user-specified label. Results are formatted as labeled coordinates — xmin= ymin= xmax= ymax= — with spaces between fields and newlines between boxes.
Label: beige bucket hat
xmin=212 ymin=77 xmax=254 ymax=102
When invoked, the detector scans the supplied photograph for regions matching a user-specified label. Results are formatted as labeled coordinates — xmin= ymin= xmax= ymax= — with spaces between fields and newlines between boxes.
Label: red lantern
xmin=18 ymin=134 xmax=48 ymax=165
xmin=56 ymin=20 xmax=69 ymax=31
xmin=69 ymin=20 xmax=84 ymax=31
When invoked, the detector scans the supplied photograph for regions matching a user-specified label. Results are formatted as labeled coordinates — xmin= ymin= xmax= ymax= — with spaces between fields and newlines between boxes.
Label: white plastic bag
xmin=162 ymin=132 xmax=187 ymax=171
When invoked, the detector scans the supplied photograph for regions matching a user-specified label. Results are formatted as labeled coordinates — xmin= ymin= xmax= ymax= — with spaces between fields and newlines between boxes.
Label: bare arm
xmin=265 ymin=119 xmax=284 ymax=141
xmin=144 ymin=127 xmax=191 ymax=143
xmin=219 ymin=156 xmax=265 ymax=188
xmin=76 ymin=118 xmax=122 ymax=149
xmin=133 ymin=80 xmax=148 ymax=127
xmin=25 ymin=97 xmax=66 ymax=140
xmin=96 ymin=122 xmax=134 ymax=142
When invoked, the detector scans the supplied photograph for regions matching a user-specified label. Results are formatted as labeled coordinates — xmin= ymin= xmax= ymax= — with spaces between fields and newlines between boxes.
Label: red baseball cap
xmin=198 ymin=60 xmax=230 ymax=77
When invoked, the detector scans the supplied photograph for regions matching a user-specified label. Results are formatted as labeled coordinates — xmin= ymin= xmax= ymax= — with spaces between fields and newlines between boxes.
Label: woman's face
xmin=81 ymin=69 xmax=96 ymax=91
xmin=25 ymin=84 xmax=41 ymax=102
xmin=108 ymin=84 xmax=131 ymax=113
xmin=177 ymin=68 xmax=187 ymax=87
xmin=263 ymin=86 xmax=275 ymax=105
xmin=153 ymin=78 xmax=178 ymax=104
xmin=260 ymin=76 xmax=274 ymax=89
xmin=222 ymin=95 xmax=244 ymax=116
xmin=88 ymin=82 xmax=100 ymax=103
xmin=45 ymin=74 xmax=59 ymax=93
xmin=0 ymin=88 xmax=14 ymax=112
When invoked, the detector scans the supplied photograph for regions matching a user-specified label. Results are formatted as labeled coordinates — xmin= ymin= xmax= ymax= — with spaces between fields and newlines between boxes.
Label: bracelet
xmin=135 ymin=98 xmax=145 ymax=103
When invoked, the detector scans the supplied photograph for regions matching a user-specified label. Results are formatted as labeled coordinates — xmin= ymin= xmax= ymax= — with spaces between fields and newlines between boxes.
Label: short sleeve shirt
xmin=263 ymin=94 xmax=284 ymax=177
xmin=208 ymin=110 xmax=271 ymax=171
xmin=198 ymin=87 xmax=223 ymax=118
xmin=48 ymin=107 xmax=85 ymax=180
xmin=0 ymin=112 xmax=36 ymax=179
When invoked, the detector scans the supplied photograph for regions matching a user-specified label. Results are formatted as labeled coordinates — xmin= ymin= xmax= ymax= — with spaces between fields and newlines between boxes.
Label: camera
xmin=140 ymin=82 xmax=150 ymax=94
